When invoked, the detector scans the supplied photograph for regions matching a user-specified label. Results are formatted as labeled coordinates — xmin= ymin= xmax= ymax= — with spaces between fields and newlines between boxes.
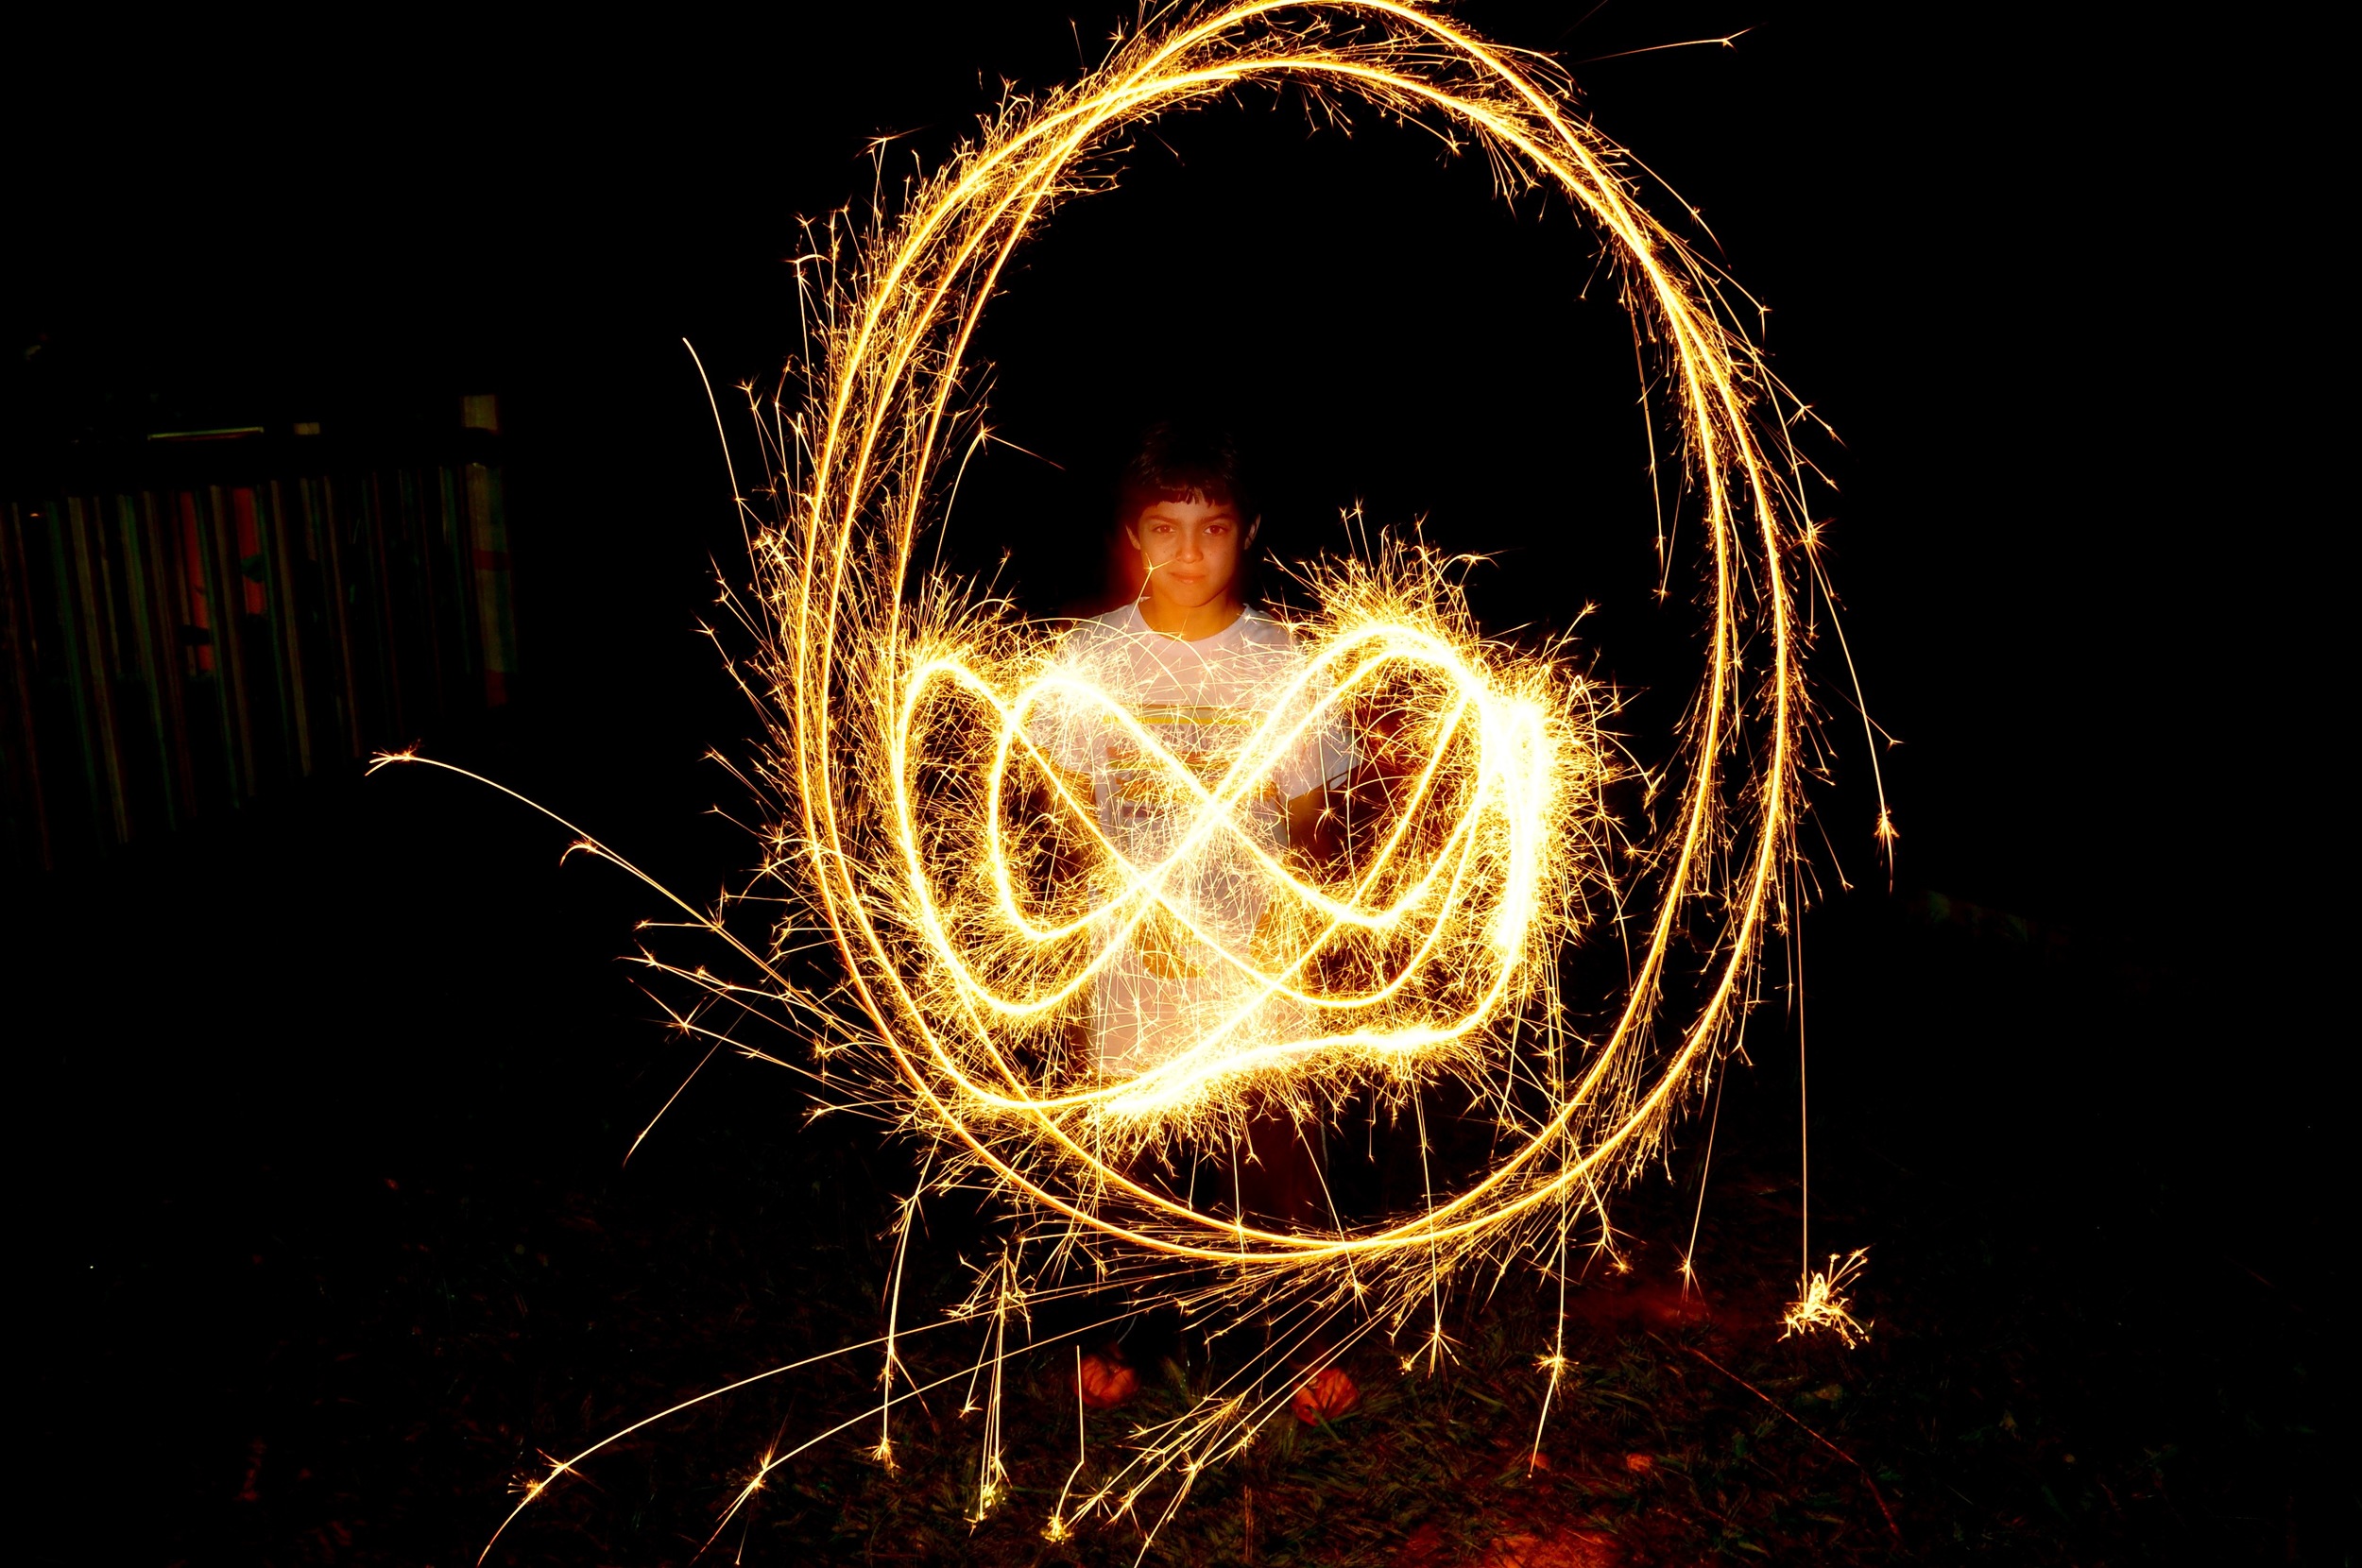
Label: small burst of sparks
xmin=1782 ymin=1249 xmax=1871 ymax=1346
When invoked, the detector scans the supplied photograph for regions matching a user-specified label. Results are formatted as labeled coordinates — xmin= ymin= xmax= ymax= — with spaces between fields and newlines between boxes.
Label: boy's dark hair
xmin=1115 ymin=421 xmax=1258 ymax=535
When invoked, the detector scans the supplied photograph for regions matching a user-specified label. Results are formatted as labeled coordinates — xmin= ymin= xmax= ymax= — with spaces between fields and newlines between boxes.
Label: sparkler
xmin=431 ymin=1 xmax=1882 ymax=1553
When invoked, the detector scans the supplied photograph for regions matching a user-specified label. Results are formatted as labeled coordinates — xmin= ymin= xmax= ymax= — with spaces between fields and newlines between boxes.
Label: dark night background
xmin=5 ymin=4 xmax=2340 ymax=1564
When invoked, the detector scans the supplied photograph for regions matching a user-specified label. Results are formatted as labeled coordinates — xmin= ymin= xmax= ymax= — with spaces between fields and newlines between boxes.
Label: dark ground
xmin=11 ymin=720 xmax=2340 ymax=1565
xmin=7 ymin=2 xmax=2343 ymax=1563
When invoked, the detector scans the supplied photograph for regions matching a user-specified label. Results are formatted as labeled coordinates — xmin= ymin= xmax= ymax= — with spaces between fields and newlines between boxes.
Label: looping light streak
xmin=446 ymin=2 xmax=1882 ymax=1550
xmin=746 ymin=0 xmax=1816 ymax=1278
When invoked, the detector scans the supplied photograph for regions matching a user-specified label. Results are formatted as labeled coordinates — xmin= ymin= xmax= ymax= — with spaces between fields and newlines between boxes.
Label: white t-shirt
xmin=1030 ymin=602 xmax=1354 ymax=1077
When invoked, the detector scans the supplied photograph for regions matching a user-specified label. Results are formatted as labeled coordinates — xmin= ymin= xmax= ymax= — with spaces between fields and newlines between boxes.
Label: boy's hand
xmin=1134 ymin=901 xmax=1207 ymax=980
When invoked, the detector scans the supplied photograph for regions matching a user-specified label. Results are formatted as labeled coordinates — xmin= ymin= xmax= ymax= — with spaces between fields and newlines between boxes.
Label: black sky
xmin=6 ymin=5 xmax=2338 ymax=1558
xmin=9 ymin=2 xmax=2336 ymax=1255
xmin=12 ymin=2 xmax=2323 ymax=946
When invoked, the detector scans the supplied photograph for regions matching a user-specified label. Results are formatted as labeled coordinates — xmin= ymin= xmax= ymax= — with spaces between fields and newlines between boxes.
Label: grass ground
xmin=18 ymin=772 xmax=2337 ymax=1565
xmin=78 ymin=1086 xmax=2319 ymax=1567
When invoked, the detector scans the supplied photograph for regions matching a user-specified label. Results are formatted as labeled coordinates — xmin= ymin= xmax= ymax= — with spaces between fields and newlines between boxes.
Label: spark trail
xmin=454 ymin=2 xmax=1875 ymax=1552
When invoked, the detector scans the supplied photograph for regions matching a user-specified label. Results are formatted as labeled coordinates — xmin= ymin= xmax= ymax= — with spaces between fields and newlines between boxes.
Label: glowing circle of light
xmin=454 ymin=2 xmax=1874 ymax=1548
xmin=740 ymin=0 xmax=1815 ymax=1276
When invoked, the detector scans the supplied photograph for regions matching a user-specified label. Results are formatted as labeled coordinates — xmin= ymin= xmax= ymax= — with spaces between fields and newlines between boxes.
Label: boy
xmin=1032 ymin=422 xmax=1361 ymax=1422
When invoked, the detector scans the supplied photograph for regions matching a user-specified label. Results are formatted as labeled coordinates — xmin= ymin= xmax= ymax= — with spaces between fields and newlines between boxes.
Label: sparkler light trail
xmin=430 ymin=2 xmax=1881 ymax=1552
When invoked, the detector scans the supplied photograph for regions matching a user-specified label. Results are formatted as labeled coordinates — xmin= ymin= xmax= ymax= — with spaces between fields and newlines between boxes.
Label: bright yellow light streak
xmin=445 ymin=1 xmax=1885 ymax=1551
xmin=745 ymin=0 xmax=1826 ymax=1278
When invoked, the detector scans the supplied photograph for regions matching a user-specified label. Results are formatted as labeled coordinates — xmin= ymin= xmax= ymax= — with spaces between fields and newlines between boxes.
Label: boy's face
xmin=1127 ymin=496 xmax=1253 ymax=615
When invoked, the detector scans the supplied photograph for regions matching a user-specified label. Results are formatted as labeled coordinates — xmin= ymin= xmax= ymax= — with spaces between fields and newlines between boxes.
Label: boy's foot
xmin=1291 ymin=1365 xmax=1361 ymax=1423
xmin=1078 ymin=1348 xmax=1139 ymax=1409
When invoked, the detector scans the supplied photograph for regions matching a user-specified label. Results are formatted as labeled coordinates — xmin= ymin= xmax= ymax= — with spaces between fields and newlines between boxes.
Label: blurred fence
xmin=2 ymin=412 xmax=517 ymax=870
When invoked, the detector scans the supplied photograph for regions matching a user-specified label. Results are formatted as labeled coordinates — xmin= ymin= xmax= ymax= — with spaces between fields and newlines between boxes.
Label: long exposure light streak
xmin=436 ymin=2 xmax=1878 ymax=1552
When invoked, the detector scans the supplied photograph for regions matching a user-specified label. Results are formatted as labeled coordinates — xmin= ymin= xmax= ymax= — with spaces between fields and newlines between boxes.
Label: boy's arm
xmin=1036 ymin=759 xmax=1100 ymax=826
xmin=1285 ymin=784 xmax=1339 ymax=862
xmin=1014 ymin=756 xmax=1101 ymax=895
xmin=1285 ymin=743 xmax=1420 ymax=868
